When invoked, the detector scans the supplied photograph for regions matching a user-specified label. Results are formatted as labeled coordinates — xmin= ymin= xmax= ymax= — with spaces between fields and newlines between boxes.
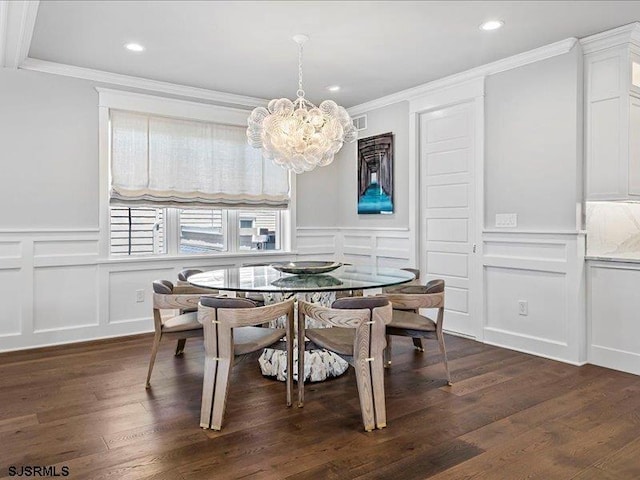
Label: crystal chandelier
xmin=246 ymin=34 xmax=357 ymax=174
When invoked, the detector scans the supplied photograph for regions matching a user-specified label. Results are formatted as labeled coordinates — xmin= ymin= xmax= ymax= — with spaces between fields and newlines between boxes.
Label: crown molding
xmin=580 ymin=22 xmax=640 ymax=54
xmin=347 ymin=37 xmax=578 ymax=116
xmin=19 ymin=57 xmax=269 ymax=109
xmin=96 ymin=87 xmax=253 ymax=125
xmin=0 ymin=0 xmax=39 ymax=68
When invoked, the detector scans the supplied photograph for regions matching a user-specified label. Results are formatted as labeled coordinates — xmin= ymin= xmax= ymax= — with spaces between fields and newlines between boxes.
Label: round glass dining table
xmin=187 ymin=264 xmax=415 ymax=293
xmin=188 ymin=264 xmax=415 ymax=382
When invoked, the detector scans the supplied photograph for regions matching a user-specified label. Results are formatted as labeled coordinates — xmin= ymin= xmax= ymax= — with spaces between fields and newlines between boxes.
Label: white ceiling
xmin=28 ymin=1 xmax=640 ymax=107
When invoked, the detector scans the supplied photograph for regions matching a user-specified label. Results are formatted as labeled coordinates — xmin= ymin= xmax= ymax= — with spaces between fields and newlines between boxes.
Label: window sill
xmin=96 ymin=250 xmax=297 ymax=265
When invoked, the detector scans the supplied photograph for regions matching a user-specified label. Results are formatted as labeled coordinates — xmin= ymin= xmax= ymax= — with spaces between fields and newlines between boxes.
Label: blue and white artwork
xmin=357 ymin=132 xmax=394 ymax=215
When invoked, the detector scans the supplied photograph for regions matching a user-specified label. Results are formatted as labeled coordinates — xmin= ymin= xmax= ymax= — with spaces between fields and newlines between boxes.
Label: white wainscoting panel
xmin=33 ymin=265 xmax=99 ymax=332
xmin=295 ymin=230 xmax=338 ymax=258
xmin=376 ymin=256 xmax=409 ymax=269
xmin=296 ymin=227 xmax=415 ymax=270
xmin=483 ymin=232 xmax=586 ymax=365
xmin=588 ymin=261 xmax=640 ymax=375
xmin=34 ymin=238 xmax=99 ymax=257
xmin=485 ymin=267 xmax=567 ymax=344
xmin=0 ymin=241 xmax=21 ymax=259
xmin=0 ymin=228 xmax=297 ymax=352
xmin=0 ymin=269 xmax=23 ymax=337
xmin=108 ymin=267 xmax=176 ymax=324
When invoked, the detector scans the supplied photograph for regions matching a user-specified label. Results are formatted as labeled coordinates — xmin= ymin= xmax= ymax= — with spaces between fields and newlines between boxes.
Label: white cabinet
xmin=588 ymin=260 xmax=640 ymax=375
xmin=583 ymin=24 xmax=640 ymax=200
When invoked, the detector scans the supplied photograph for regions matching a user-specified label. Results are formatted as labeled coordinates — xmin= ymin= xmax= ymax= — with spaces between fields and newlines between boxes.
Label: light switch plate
xmin=495 ymin=213 xmax=517 ymax=228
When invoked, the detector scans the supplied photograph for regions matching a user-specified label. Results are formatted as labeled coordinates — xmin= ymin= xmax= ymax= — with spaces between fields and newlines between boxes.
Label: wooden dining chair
xmin=383 ymin=267 xmax=423 ymax=351
xmin=297 ymin=297 xmax=392 ymax=432
xmin=177 ymin=268 xmax=203 ymax=284
xmin=146 ymin=279 xmax=208 ymax=388
xmin=198 ymin=296 xmax=295 ymax=430
xmin=383 ymin=279 xmax=452 ymax=385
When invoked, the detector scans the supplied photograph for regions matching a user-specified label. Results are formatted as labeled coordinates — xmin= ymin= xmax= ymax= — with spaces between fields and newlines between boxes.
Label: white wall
xmin=0 ymin=41 xmax=590 ymax=365
xmin=481 ymin=45 xmax=586 ymax=364
xmin=485 ymin=47 xmax=583 ymax=232
xmin=335 ymin=101 xmax=410 ymax=229
xmin=318 ymin=44 xmax=588 ymax=365
xmin=294 ymin=160 xmax=340 ymax=228
xmin=0 ymin=67 xmax=303 ymax=351
xmin=0 ymin=69 xmax=99 ymax=229
xmin=296 ymin=101 xmax=415 ymax=270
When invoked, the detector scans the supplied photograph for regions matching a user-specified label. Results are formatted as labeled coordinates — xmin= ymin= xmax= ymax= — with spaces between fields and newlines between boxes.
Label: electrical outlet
xmin=495 ymin=213 xmax=518 ymax=228
xmin=518 ymin=300 xmax=528 ymax=316
xmin=136 ymin=289 xmax=145 ymax=303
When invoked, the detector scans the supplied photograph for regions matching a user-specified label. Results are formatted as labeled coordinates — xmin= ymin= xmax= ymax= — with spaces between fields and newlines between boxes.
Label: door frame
xmin=408 ymin=77 xmax=485 ymax=340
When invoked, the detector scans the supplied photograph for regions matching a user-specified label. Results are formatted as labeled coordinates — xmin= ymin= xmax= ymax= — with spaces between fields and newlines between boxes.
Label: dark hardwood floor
xmin=1 ymin=333 xmax=639 ymax=479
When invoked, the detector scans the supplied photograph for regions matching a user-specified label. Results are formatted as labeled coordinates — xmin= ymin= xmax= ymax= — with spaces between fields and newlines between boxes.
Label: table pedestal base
xmin=258 ymin=347 xmax=348 ymax=382
xmin=259 ymin=290 xmax=350 ymax=382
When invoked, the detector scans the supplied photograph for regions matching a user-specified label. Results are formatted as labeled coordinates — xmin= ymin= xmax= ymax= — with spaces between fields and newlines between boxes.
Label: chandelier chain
xmin=297 ymin=41 xmax=305 ymax=99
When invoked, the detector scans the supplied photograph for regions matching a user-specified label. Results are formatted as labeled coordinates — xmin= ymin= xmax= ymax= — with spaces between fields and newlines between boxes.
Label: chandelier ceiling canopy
xmin=246 ymin=34 xmax=357 ymax=174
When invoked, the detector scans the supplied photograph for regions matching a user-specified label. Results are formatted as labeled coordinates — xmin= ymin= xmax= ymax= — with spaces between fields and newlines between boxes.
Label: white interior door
xmin=419 ymin=100 xmax=479 ymax=338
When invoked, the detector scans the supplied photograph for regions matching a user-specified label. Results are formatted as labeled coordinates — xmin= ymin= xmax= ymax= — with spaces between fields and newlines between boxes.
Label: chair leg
xmin=285 ymin=309 xmax=294 ymax=408
xmin=297 ymin=309 xmax=306 ymax=408
xmin=297 ymin=347 xmax=305 ymax=407
xmin=175 ymin=338 xmax=187 ymax=356
xmin=437 ymin=331 xmax=452 ymax=385
xmin=145 ymin=331 xmax=162 ymax=389
xmin=371 ymin=356 xmax=387 ymax=430
xmin=210 ymin=357 xmax=233 ymax=431
xmin=200 ymin=353 xmax=218 ymax=429
xmin=412 ymin=337 xmax=425 ymax=352
xmin=354 ymin=360 xmax=376 ymax=432
xmin=384 ymin=334 xmax=392 ymax=367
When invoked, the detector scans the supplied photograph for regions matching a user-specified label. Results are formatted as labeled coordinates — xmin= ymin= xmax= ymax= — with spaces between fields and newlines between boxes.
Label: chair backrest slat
xmin=153 ymin=293 xmax=203 ymax=310
xmin=382 ymin=291 xmax=443 ymax=310
xmin=199 ymin=297 xmax=295 ymax=328
xmin=298 ymin=301 xmax=370 ymax=328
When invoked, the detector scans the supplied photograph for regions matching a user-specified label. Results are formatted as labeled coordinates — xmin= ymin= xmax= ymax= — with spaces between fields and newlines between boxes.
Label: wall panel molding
xmin=296 ymin=227 xmax=415 ymax=268
xmin=0 ymin=228 xmax=296 ymax=352
xmin=482 ymin=231 xmax=586 ymax=364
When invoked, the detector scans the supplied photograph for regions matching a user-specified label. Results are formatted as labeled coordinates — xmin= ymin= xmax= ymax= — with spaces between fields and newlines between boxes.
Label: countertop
xmin=585 ymin=255 xmax=640 ymax=264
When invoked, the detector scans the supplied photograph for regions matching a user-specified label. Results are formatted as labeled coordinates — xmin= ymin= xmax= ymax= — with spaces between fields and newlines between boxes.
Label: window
xmin=109 ymin=207 xmax=282 ymax=256
xmin=238 ymin=210 xmax=280 ymax=251
xmin=99 ymin=89 xmax=292 ymax=258
xmin=179 ymin=209 xmax=225 ymax=254
xmin=110 ymin=207 xmax=165 ymax=256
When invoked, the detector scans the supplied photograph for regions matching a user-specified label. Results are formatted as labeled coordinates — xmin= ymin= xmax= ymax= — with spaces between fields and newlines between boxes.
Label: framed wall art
xmin=357 ymin=132 xmax=394 ymax=214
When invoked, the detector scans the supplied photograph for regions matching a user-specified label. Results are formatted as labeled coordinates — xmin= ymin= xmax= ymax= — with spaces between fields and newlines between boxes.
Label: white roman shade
xmin=110 ymin=110 xmax=290 ymax=209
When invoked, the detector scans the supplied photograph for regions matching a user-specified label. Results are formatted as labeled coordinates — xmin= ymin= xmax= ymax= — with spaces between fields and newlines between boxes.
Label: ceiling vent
xmin=352 ymin=114 xmax=367 ymax=131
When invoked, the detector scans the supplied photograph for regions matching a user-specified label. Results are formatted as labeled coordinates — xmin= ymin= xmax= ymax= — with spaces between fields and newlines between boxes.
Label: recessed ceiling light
xmin=125 ymin=43 xmax=145 ymax=52
xmin=479 ymin=20 xmax=504 ymax=31
xmin=327 ymin=85 xmax=341 ymax=92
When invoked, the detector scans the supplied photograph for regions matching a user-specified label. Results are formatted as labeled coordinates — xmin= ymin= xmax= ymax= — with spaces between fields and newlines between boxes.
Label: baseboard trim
xmin=0 ymin=329 xmax=154 ymax=356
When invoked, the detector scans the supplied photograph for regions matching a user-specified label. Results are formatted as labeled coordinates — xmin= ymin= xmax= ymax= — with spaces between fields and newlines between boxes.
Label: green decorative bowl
xmin=270 ymin=261 xmax=342 ymax=275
